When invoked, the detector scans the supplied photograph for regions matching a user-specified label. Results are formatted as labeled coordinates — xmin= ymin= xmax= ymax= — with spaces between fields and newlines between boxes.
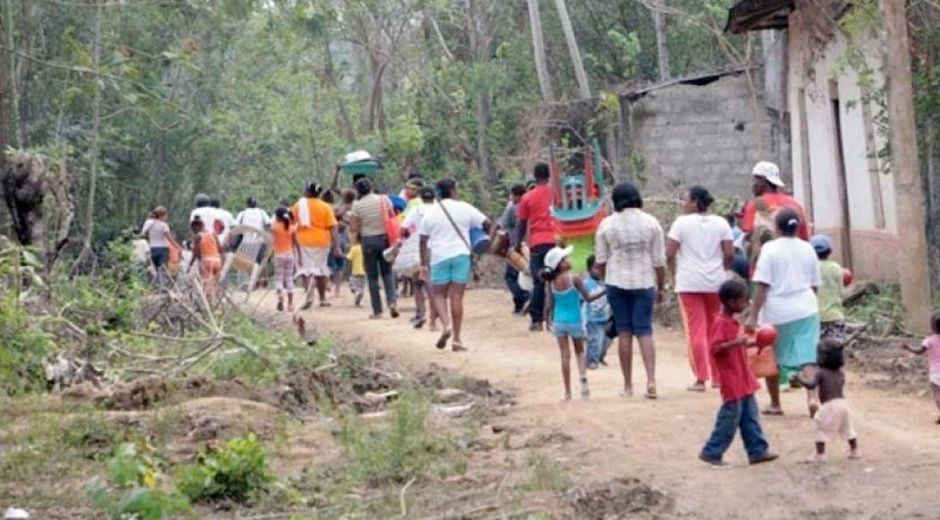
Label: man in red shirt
xmin=515 ymin=163 xmax=556 ymax=331
xmin=741 ymin=161 xmax=810 ymax=241
xmin=700 ymin=279 xmax=778 ymax=466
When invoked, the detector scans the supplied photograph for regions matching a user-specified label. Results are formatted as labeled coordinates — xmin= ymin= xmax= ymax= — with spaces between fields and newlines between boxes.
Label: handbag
xmin=381 ymin=196 xmax=401 ymax=247
xmin=437 ymin=199 xmax=483 ymax=282
xmin=747 ymin=345 xmax=779 ymax=378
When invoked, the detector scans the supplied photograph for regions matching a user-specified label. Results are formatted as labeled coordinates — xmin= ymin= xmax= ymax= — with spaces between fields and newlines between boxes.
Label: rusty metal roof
xmin=725 ymin=0 xmax=794 ymax=33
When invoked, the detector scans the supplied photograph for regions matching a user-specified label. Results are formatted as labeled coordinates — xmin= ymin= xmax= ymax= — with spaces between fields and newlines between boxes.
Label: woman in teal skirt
xmin=746 ymin=208 xmax=821 ymax=416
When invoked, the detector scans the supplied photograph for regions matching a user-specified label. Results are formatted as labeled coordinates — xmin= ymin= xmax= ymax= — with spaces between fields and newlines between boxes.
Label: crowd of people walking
xmin=139 ymin=159 xmax=940 ymax=467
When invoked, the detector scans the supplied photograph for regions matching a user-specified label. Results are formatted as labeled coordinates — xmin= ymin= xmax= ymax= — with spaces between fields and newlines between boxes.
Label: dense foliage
xmin=0 ymin=0 xmax=745 ymax=242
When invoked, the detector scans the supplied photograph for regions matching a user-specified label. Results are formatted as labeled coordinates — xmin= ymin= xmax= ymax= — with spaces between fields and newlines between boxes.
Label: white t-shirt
xmin=667 ymin=213 xmax=733 ymax=293
xmin=417 ymin=199 xmax=487 ymax=265
xmin=752 ymin=237 xmax=821 ymax=325
xmin=236 ymin=207 xmax=271 ymax=244
xmin=141 ymin=218 xmax=171 ymax=248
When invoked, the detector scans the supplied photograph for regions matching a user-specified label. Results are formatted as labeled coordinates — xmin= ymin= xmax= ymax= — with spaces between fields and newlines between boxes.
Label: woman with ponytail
xmin=746 ymin=208 xmax=822 ymax=416
xmin=666 ymin=186 xmax=734 ymax=393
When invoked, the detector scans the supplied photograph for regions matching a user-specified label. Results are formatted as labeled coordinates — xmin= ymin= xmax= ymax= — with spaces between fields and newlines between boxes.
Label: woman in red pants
xmin=666 ymin=186 xmax=734 ymax=392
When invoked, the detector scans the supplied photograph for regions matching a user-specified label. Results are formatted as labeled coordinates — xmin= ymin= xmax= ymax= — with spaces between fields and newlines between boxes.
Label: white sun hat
xmin=751 ymin=161 xmax=785 ymax=187
xmin=544 ymin=245 xmax=574 ymax=271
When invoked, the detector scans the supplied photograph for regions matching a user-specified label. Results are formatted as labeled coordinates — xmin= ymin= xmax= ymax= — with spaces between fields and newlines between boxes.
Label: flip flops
xmin=436 ymin=329 xmax=452 ymax=350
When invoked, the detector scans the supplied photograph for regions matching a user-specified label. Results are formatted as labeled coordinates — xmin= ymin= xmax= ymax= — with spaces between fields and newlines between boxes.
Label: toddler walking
xmin=583 ymin=255 xmax=611 ymax=369
xmin=700 ymin=279 xmax=778 ymax=466
xmin=346 ymin=239 xmax=366 ymax=307
xmin=541 ymin=246 xmax=605 ymax=401
xmin=796 ymin=339 xmax=859 ymax=462
xmin=902 ymin=311 xmax=940 ymax=423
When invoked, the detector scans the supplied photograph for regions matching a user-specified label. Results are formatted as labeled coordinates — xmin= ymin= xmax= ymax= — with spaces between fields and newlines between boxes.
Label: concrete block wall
xmin=614 ymin=72 xmax=790 ymax=200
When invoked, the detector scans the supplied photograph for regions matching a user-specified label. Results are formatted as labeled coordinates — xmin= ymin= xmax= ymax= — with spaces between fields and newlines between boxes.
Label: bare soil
xmin=264 ymin=287 xmax=940 ymax=519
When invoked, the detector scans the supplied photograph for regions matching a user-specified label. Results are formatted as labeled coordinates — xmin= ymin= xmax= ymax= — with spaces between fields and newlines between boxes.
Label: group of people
xmin=500 ymin=159 xmax=937 ymax=466
xmin=140 ymin=158 xmax=940 ymax=467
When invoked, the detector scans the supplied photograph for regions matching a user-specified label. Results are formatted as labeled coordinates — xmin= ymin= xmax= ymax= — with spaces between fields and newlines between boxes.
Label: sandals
xmin=619 ymin=387 xmax=634 ymax=398
xmin=390 ymin=306 xmax=400 ymax=319
xmin=762 ymin=407 xmax=784 ymax=416
xmin=687 ymin=382 xmax=706 ymax=393
xmin=276 ymin=301 xmax=284 ymax=312
xmin=300 ymin=301 xmax=314 ymax=311
xmin=451 ymin=342 xmax=467 ymax=352
xmin=644 ymin=384 xmax=657 ymax=400
xmin=436 ymin=329 xmax=452 ymax=350
xmin=580 ymin=378 xmax=590 ymax=399
xmin=413 ymin=316 xmax=427 ymax=329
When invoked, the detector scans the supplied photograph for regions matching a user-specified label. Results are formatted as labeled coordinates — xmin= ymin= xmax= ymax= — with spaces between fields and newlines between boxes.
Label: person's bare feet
xmin=562 ymin=392 xmax=572 ymax=402
xmin=287 ymin=302 xmax=294 ymax=313
xmin=803 ymin=453 xmax=827 ymax=464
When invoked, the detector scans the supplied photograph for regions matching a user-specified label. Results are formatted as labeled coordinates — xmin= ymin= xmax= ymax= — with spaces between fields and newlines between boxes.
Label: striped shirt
xmin=350 ymin=194 xmax=386 ymax=238
xmin=594 ymin=208 xmax=666 ymax=290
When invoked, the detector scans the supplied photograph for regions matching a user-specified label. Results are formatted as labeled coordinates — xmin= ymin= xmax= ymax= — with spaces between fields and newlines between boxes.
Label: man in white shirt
xmin=209 ymin=196 xmax=236 ymax=247
xmin=419 ymin=178 xmax=490 ymax=353
xmin=234 ymin=197 xmax=272 ymax=291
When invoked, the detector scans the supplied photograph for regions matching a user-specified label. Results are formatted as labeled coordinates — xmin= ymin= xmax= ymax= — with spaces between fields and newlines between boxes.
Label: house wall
xmin=615 ymin=72 xmax=788 ymax=200
xmin=787 ymin=11 xmax=898 ymax=281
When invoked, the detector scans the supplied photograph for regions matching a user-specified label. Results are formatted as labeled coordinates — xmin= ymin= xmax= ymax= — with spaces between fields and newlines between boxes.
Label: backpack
xmin=747 ymin=196 xmax=779 ymax=265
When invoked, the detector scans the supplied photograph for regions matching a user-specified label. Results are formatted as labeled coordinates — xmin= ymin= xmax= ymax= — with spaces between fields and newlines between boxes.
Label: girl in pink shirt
xmin=903 ymin=312 xmax=940 ymax=423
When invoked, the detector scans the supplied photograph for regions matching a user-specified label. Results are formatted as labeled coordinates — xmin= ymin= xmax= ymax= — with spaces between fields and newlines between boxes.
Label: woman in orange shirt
xmin=272 ymin=206 xmax=300 ymax=312
xmin=189 ymin=217 xmax=223 ymax=300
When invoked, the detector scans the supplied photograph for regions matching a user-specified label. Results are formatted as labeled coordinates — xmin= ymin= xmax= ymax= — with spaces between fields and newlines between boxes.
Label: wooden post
xmin=884 ymin=0 xmax=931 ymax=332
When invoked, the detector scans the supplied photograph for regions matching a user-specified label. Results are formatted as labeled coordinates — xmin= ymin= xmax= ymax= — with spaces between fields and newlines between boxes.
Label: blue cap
xmin=810 ymin=234 xmax=832 ymax=254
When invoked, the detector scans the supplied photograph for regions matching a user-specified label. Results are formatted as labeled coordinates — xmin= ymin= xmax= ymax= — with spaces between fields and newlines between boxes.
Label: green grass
xmin=523 ymin=452 xmax=571 ymax=493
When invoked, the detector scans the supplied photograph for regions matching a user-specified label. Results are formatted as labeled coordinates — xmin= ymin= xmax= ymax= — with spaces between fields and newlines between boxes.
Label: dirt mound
xmin=278 ymin=353 xmax=403 ymax=414
xmin=570 ymin=478 xmax=673 ymax=519
xmin=417 ymin=363 xmax=515 ymax=406
xmin=847 ymin=338 xmax=927 ymax=390
xmin=98 ymin=375 xmax=267 ymax=411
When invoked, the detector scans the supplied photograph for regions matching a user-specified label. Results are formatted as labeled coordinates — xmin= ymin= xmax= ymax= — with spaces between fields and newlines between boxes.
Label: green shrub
xmin=0 ymin=294 xmax=53 ymax=395
xmin=339 ymin=391 xmax=448 ymax=484
xmin=86 ymin=443 xmax=191 ymax=520
xmin=176 ymin=434 xmax=274 ymax=503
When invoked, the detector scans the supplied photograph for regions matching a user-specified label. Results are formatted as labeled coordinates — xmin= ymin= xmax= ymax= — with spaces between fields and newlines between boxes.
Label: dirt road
xmin=267 ymin=288 xmax=940 ymax=519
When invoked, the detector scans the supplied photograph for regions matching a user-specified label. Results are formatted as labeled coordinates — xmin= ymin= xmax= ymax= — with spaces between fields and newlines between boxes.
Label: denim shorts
xmin=607 ymin=286 xmax=655 ymax=336
xmin=431 ymin=254 xmax=472 ymax=285
xmin=552 ymin=321 xmax=586 ymax=339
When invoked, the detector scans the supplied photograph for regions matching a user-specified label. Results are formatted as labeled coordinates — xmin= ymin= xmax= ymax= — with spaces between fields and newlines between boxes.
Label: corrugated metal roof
xmin=725 ymin=0 xmax=794 ymax=33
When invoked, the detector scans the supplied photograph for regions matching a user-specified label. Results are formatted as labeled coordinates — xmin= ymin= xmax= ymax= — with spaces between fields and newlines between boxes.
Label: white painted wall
xmin=786 ymin=19 xmax=897 ymax=234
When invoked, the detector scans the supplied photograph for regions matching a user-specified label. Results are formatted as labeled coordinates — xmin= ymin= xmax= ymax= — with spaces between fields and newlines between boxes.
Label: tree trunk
xmin=0 ymin=7 xmax=9 ymax=208
xmin=469 ymin=0 xmax=494 ymax=183
xmin=884 ymin=0 xmax=931 ymax=332
xmin=650 ymin=1 xmax=670 ymax=81
xmin=322 ymin=38 xmax=356 ymax=143
xmin=526 ymin=0 xmax=554 ymax=100
xmin=554 ymin=0 xmax=591 ymax=99
xmin=77 ymin=1 xmax=104 ymax=266
xmin=3 ymin=0 xmax=21 ymax=146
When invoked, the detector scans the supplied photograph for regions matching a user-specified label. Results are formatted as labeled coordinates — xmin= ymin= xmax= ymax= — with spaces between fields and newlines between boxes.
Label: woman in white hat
xmin=541 ymin=245 xmax=606 ymax=401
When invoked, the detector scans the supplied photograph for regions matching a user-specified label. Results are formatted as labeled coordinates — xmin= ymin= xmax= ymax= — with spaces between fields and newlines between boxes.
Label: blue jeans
xmin=701 ymin=395 xmax=770 ymax=462
xmin=505 ymin=264 xmax=530 ymax=312
xmin=585 ymin=321 xmax=609 ymax=364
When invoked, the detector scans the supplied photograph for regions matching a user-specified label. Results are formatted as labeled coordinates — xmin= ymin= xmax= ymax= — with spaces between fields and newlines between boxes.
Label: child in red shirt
xmin=700 ymin=280 xmax=779 ymax=466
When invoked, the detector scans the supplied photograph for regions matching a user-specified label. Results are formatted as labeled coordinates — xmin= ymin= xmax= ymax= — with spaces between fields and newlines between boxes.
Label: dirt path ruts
xmin=259 ymin=288 xmax=940 ymax=519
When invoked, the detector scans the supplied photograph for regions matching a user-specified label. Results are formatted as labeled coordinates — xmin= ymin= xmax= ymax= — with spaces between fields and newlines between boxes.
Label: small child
xmin=541 ymin=246 xmax=605 ymax=401
xmin=582 ymin=255 xmax=611 ymax=369
xmin=796 ymin=339 xmax=859 ymax=462
xmin=346 ymin=239 xmax=366 ymax=307
xmin=700 ymin=279 xmax=778 ymax=466
xmin=811 ymin=235 xmax=847 ymax=344
xmin=188 ymin=217 xmax=222 ymax=301
xmin=902 ymin=311 xmax=940 ymax=424
xmin=271 ymin=206 xmax=299 ymax=312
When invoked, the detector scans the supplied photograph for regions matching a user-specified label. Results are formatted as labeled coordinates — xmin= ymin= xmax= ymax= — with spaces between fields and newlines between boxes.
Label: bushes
xmin=176 ymin=434 xmax=275 ymax=503
xmin=86 ymin=443 xmax=191 ymax=520
xmin=0 ymin=294 xmax=53 ymax=395
xmin=339 ymin=391 xmax=449 ymax=485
